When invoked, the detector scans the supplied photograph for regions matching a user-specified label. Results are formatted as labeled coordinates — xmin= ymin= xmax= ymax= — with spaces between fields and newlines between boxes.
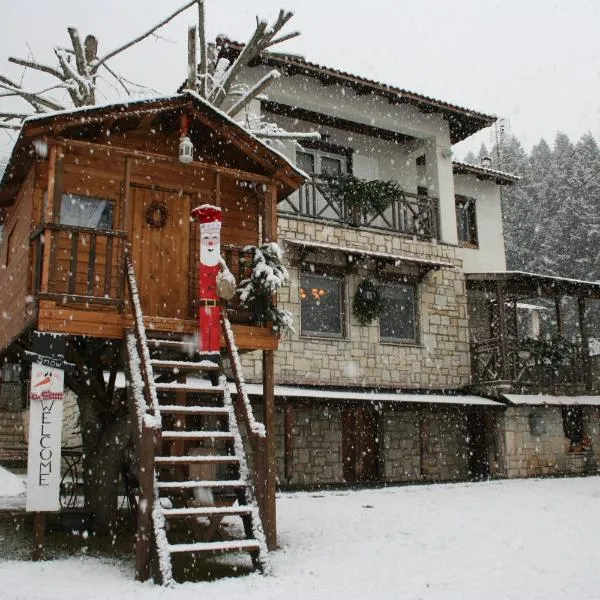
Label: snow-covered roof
xmin=285 ymin=239 xmax=454 ymax=270
xmin=452 ymin=161 xmax=520 ymax=185
xmin=466 ymin=271 xmax=600 ymax=298
xmin=504 ymin=394 xmax=600 ymax=406
xmin=0 ymin=90 xmax=307 ymax=206
xmin=217 ymin=37 xmax=496 ymax=144
xmin=238 ymin=383 xmax=503 ymax=406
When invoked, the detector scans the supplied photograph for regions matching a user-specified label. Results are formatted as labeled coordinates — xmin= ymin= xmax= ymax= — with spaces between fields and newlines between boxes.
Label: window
xmin=455 ymin=195 xmax=478 ymax=247
xmin=300 ymin=273 xmax=344 ymax=337
xmin=60 ymin=194 xmax=114 ymax=230
xmin=562 ymin=406 xmax=589 ymax=452
xmin=379 ymin=282 xmax=417 ymax=343
xmin=297 ymin=149 xmax=346 ymax=177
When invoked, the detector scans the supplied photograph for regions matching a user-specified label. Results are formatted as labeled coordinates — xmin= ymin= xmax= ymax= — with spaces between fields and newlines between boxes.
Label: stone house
xmin=218 ymin=39 xmax=600 ymax=486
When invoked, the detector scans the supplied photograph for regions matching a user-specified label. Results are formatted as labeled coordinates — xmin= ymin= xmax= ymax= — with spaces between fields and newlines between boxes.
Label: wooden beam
xmin=262 ymin=100 xmax=415 ymax=145
xmin=496 ymin=283 xmax=509 ymax=381
xmin=284 ymin=402 xmax=294 ymax=482
xmin=555 ymin=296 xmax=563 ymax=336
xmin=262 ymin=349 xmax=277 ymax=550
xmin=32 ymin=512 xmax=46 ymax=561
xmin=578 ymin=297 xmax=592 ymax=392
xmin=40 ymin=145 xmax=60 ymax=293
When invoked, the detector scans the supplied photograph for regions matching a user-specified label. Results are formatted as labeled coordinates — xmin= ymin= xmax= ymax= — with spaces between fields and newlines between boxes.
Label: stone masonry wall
xmin=276 ymin=401 xmax=470 ymax=487
xmin=242 ymin=218 xmax=471 ymax=390
xmin=502 ymin=406 xmax=600 ymax=477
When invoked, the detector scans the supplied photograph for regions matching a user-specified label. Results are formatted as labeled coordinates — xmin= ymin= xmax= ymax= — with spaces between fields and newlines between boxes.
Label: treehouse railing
xmin=221 ymin=314 xmax=269 ymax=533
xmin=279 ymin=177 xmax=440 ymax=239
xmin=124 ymin=246 xmax=162 ymax=581
xmin=471 ymin=337 xmax=595 ymax=393
xmin=35 ymin=223 xmax=127 ymax=307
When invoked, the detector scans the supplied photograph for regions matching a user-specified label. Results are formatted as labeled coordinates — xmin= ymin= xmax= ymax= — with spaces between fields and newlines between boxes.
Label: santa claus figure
xmin=191 ymin=204 xmax=236 ymax=364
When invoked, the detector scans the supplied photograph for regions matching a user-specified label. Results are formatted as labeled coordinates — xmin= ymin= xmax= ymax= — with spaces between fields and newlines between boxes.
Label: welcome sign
xmin=26 ymin=364 xmax=64 ymax=511
xmin=25 ymin=333 xmax=68 ymax=513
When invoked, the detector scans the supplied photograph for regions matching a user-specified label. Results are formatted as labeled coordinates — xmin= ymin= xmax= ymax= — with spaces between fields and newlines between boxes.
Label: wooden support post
xmin=497 ymin=283 xmax=510 ymax=381
xmin=284 ymin=402 xmax=294 ymax=482
xmin=32 ymin=512 xmax=46 ymax=561
xmin=418 ymin=410 xmax=429 ymax=479
xmin=41 ymin=144 xmax=62 ymax=293
xmin=135 ymin=423 xmax=157 ymax=582
xmin=578 ymin=297 xmax=592 ymax=392
xmin=262 ymin=349 xmax=277 ymax=550
xmin=555 ymin=296 xmax=563 ymax=336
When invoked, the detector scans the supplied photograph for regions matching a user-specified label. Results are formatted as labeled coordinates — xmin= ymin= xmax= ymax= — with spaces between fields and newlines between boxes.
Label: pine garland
xmin=353 ymin=278 xmax=382 ymax=325
xmin=322 ymin=173 xmax=402 ymax=216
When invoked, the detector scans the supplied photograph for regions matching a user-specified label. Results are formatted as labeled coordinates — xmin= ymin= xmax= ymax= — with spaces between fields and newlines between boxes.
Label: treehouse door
xmin=129 ymin=185 xmax=191 ymax=319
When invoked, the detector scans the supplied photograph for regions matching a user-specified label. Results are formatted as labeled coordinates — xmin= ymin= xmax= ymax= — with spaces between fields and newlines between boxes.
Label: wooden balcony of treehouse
xmin=279 ymin=176 xmax=440 ymax=239
xmin=25 ymin=224 xmax=276 ymax=351
xmin=470 ymin=337 xmax=599 ymax=395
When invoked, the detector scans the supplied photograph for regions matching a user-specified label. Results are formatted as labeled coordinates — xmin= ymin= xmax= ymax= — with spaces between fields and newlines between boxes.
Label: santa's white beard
xmin=200 ymin=244 xmax=220 ymax=266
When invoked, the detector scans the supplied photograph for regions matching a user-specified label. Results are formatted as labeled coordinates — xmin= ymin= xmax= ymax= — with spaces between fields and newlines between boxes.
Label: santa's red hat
xmin=191 ymin=204 xmax=222 ymax=229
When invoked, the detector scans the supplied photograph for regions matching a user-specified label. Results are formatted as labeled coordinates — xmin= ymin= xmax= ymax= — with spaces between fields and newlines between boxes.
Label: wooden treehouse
xmin=0 ymin=92 xmax=304 ymax=583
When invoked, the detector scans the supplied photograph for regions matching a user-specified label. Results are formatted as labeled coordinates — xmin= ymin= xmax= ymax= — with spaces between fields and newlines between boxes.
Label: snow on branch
xmin=226 ymin=69 xmax=280 ymax=116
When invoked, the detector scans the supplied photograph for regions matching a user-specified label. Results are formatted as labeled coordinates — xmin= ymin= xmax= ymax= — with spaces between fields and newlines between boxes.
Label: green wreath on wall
xmin=353 ymin=278 xmax=382 ymax=325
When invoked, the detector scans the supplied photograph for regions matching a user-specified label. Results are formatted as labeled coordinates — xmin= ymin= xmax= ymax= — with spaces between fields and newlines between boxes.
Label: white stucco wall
xmin=454 ymin=174 xmax=507 ymax=273
xmin=234 ymin=67 xmax=459 ymax=245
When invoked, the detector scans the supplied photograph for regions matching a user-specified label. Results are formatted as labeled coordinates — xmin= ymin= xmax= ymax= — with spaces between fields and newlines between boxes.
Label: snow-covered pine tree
xmin=238 ymin=242 xmax=294 ymax=334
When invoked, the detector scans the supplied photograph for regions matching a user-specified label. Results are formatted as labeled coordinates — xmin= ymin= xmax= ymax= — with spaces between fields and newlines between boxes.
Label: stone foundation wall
xmin=275 ymin=401 xmax=470 ymax=487
xmin=502 ymin=406 xmax=600 ymax=477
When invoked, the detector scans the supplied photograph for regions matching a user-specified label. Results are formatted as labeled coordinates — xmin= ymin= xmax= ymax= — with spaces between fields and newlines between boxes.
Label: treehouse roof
xmin=0 ymin=90 xmax=307 ymax=206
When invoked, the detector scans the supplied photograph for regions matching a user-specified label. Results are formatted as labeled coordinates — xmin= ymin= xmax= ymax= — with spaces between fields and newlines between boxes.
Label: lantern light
xmin=179 ymin=114 xmax=194 ymax=164
xmin=179 ymin=136 xmax=194 ymax=164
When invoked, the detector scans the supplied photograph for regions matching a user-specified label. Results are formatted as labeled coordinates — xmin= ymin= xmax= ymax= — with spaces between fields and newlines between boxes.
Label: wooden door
xmin=129 ymin=185 xmax=191 ymax=319
xmin=466 ymin=408 xmax=492 ymax=479
xmin=342 ymin=405 xmax=380 ymax=483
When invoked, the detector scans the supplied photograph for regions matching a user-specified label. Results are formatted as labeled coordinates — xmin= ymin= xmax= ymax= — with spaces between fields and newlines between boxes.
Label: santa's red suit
xmin=191 ymin=205 xmax=224 ymax=358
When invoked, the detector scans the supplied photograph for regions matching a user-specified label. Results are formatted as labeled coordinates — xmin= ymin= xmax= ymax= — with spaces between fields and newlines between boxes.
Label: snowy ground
xmin=1 ymin=472 xmax=599 ymax=600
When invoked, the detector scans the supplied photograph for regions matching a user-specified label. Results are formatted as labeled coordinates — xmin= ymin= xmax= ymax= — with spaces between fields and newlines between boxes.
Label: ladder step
xmin=156 ymin=480 xmax=246 ymax=490
xmin=159 ymin=405 xmax=229 ymax=415
xmin=168 ymin=539 xmax=261 ymax=555
xmin=155 ymin=382 xmax=224 ymax=394
xmin=161 ymin=431 xmax=234 ymax=440
xmin=162 ymin=506 xmax=253 ymax=518
xmin=147 ymin=339 xmax=196 ymax=351
xmin=150 ymin=359 xmax=220 ymax=372
xmin=155 ymin=455 xmax=239 ymax=465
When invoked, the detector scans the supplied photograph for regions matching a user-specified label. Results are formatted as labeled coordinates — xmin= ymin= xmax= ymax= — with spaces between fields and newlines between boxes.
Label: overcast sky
xmin=1 ymin=0 xmax=599 ymax=163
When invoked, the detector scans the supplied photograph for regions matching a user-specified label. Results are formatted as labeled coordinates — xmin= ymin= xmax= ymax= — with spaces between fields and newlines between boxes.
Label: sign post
xmin=24 ymin=333 xmax=69 ymax=560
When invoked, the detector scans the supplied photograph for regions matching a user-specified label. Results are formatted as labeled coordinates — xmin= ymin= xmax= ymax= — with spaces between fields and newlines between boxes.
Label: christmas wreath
xmin=353 ymin=278 xmax=382 ymax=325
xmin=145 ymin=201 xmax=169 ymax=229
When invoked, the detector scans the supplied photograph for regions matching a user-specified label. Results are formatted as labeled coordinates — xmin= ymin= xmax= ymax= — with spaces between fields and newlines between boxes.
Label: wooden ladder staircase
xmin=124 ymin=253 xmax=269 ymax=585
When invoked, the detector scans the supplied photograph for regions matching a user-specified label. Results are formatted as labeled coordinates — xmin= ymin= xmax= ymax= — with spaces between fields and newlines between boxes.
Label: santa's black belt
xmin=198 ymin=299 xmax=225 ymax=307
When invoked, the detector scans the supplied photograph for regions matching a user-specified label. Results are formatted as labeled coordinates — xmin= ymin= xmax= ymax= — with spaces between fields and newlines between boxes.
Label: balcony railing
xmin=279 ymin=177 xmax=439 ymax=239
xmin=471 ymin=338 xmax=596 ymax=393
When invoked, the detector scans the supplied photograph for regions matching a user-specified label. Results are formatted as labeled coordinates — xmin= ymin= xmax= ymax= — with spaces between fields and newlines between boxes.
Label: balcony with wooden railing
xmin=279 ymin=176 xmax=440 ymax=239
xmin=28 ymin=225 xmax=275 ymax=350
xmin=471 ymin=337 xmax=598 ymax=395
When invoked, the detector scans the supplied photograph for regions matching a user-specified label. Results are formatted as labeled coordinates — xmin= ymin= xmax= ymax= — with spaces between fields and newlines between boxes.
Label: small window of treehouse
xmin=379 ymin=282 xmax=418 ymax=343
xmin=455 ymin=195 xmax=478 ymax=247
xmin=300 ymin=273 xmax=344 ymax=338
xmin=60 ymin=194 xmax=114 ymax=230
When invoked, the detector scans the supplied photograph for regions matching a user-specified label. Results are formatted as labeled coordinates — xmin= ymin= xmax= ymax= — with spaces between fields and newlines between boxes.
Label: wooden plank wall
xmin=0 ymin=168 xmax=36 ymax=351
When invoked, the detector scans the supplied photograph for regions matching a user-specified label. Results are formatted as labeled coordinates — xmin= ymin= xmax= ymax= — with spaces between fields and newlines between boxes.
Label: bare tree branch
xmin=265 ymin=31 xmax=301 ymax=48
xmin=92 ymin=0 xmax=199 ymax=72
xmin=8 ymin=57 xmax=65 ymax=80
xmin=210 ymin=19 xmax=268 ymax=106
xmin=198 ymin=0 xmax=207 ymax=98
xmin=101 ymin=63 xmax=131 ymax=96
xmin=251 ymin=130 xmax=320 ymax=140
xmin=68 ymin=27 xmax=87 ymax=75
xmin=0 ymin=112 xmax=30 ymax=119
xmin=0 ymin=123 xmax=22 ymax=130
xmin=226 ymin=69 xmax=280 ymax=116
xmin=0 ymin=74 xmax=64 ymax=112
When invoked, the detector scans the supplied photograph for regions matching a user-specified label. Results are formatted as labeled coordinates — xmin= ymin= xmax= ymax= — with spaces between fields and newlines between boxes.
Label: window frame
xmin=58 ymin=193 xmax=115 ymax=231
xmin=455 ymin=194 xmax=479 ymax=248
xmin=377 ymin=279 xmax=419 ymax=344
xmin=299 ymin=271 xmax=346 ymax=339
